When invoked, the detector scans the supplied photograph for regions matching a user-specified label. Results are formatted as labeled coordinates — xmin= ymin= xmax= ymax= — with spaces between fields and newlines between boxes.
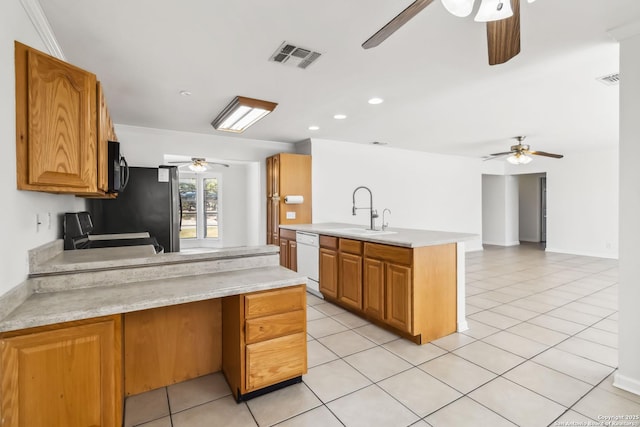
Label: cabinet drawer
xmin=339 ymin=238 xmax=363 ymax=255
xmin=244 ymin=286 xmax=305 ymax=319
xmin=279 ymin=228 xmax=296 ymax=240
xmin=364 ymin=243 xmax=413 ymax=266
xmin=319 ymin=235 xmax=338 ymax=250
xmin=246 ymin=332 xmax=307 ymax=391
xmin=245 ymin=309 xmax=305 ymax=344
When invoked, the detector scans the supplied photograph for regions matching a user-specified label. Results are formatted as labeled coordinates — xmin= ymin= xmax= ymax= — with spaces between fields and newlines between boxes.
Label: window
xmin=179 ymin=172 xmax=221 ymax=244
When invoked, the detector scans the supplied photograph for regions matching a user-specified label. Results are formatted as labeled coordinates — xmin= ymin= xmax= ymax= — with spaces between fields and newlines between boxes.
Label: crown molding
xmin=20 ymin=0 xmax=65 ymax=60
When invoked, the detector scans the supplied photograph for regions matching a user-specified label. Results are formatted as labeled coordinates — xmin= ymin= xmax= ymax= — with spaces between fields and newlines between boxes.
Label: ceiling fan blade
xmin=529 ymin=151 xmax=564 ymax=159
xmin=167 ymin=161 xmax=188 ymax=164
xmin=488 ymin=151 xmax=514 ymax=157
xmin=487 ymin=0 xmax=521 ymax=65
xmin=362 ymin=0 xmax=435 ymax=49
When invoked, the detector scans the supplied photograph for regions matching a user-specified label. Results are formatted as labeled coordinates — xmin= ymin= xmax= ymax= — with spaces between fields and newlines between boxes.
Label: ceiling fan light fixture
xmin=506 ymin=153 xmax=532 ymax=165
xmin=474 ymin=0 xmax=513 ymax=22
xmin=211 ymin=96 xmax=277 ymax=133
xmin=441 ymin=0 xmax=476 ymax=17
xmin=188 ymin=163 xmax=208 ymax=172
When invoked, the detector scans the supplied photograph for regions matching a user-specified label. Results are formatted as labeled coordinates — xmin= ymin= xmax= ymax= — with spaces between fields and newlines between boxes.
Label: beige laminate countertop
xmin=0 ymin=244 xmax=307 ymax=333
xmin=280 ymin=223 xmax=477 ymax=248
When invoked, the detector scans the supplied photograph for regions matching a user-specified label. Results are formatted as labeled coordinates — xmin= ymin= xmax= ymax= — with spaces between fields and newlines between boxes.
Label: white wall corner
xmin=19 ymin=0 xmax=65 ymax=60
xmin=609 ymin=20 xmax=640 ymax=41
xmin=613 ymin=372 xmax=640 ymax=397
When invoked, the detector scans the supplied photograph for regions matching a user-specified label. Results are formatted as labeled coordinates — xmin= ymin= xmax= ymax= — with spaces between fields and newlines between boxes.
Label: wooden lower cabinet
xmin=319 ymin=236 xmax=457 ymax=344
xmin=279 ymin=228 xmax=298 ymax=271
xmin=0 ymin=315 xmax=122 ymax=427
xmin=319 ymin=236 xmax=338 ymax=298
xmin=385 ymin=263 xmax=413 ymax=333
xmin=222 ymin=285 xmax=307 ymax=401
xmin=363 ymin=258 xmax=385 ymax=320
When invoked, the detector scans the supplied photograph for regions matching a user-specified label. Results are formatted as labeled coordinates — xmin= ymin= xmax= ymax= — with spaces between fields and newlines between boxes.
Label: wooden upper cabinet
xmin=15 ymin=41 xmax=98 ymax=193
xmin=97 ymin=82 xmax=117 ymax=193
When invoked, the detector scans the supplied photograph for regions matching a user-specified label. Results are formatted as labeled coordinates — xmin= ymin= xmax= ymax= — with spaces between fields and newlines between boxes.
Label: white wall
xmin=482 ymin=175 xmax=520 ymax=246
xmin=309 ymin=139 xmax=483 ymax=251
xmin=115 ymin=125 xmax=295 ymax=247
xmin=499 ymin=149 xmax=618 ymax=258
xmin=0 ymin=0 xmax=86 ymax=297
xmin=613 ymin=23 xmax=640 ymax=396
xmin=519 ymin=173 xmax=545 ymax=243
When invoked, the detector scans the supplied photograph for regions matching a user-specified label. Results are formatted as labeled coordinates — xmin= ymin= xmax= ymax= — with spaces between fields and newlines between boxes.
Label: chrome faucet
xmin=352 ymin=186 xmax=378 ymax=230
xmin=382 ymin=208 xmax=391 ymax=231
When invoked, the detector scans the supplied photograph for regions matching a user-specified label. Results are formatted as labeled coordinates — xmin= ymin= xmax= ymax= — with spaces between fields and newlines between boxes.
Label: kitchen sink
xmin=327 ymin=228 xmax=397 ymax=236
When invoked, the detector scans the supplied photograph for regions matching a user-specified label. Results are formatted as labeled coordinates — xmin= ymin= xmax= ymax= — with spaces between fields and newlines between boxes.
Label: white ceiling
xmin=39 ymin=0 xmax=640 ymax=158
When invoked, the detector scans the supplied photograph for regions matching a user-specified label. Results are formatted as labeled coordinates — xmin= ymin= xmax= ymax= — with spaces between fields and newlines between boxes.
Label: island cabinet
xmin=338 ymin=239 xmax=364 ymax=311
xmin=319 ymin=236 xmax=458 ymax=344
xmin=222 ymin=285 xmax=307 ymax=401
xmin=14 ymin=41 xmax=116 ymax=197
xmin=0 ymin=315 xmax=122 ymax=427
xmin=319 ymin=235 xmax=338 ymax=298
xmin=279 ymin=228 xmax=298 ymax=271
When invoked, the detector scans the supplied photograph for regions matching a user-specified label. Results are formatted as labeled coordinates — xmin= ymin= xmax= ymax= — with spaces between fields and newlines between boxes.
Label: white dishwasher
xmin=296 ymin=231 xmax=322 ymax=298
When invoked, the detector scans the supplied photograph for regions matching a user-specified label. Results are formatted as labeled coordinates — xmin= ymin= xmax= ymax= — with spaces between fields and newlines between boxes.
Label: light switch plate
xmin=286 ymin=211 xmax=296 ymax=219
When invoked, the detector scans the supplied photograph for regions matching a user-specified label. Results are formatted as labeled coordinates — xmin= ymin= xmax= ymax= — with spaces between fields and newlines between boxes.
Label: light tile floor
xmin=125 ymin=244 xmax=640 ymax=427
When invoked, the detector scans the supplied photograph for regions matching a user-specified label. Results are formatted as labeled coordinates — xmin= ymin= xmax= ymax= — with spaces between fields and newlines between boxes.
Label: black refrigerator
xmin=88 ymin=166 xmax=181 ymax=252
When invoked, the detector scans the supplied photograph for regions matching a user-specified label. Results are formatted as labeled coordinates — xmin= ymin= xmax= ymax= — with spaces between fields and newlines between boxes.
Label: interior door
xmin=540 ymin=177 xmax=547 ymax=244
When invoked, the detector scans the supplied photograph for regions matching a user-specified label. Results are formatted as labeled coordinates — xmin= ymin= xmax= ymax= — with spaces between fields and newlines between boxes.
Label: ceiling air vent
xmin=269 ymin=42 xmax=322 ymax=69
xmin=597 ymin=73 xmax=620 ymax=86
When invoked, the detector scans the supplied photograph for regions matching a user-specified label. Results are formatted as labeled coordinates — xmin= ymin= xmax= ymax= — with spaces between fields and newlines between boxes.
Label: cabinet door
xmin=266 ymin=157 xmax=274 ymax=244
xmin=15 ymin=42 xmax=97 ymax=193
xmin=0 ymin=316 xmax=121 ymax=427
xmin=279 ymin=238 xmax=289 ymax=268
xmin=339 ymin=253 xmax=363 ymax=310
xmin=288 ymin=240 xmax=298 ymax=272
xmin=271 ymin=198 xmax=280 ymax=246
xmin=363 ymin=258 xmax=385 ymax=320
xmin=319 ymin=248 xmax=338 ymax=298
xmin=96 ymin=82 xmax=114 ymax=193
xmin=385 ymin=263 xmax=413 ymax=333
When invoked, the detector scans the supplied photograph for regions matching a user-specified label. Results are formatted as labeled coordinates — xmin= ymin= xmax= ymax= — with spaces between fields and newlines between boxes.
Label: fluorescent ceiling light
xmin=211 ymin=96 xmax=277 ymax=133
xmin=474 ymin=0 xmax=513 ymax=22
xmin=441 ymin=0 xmax=476 ymax=17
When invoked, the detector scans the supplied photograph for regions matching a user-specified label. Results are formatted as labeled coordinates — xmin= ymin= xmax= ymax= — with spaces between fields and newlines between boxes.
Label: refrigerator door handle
xmin=178 ymin=195 xmax=183 ymax=231
xmin=120 ymin=156 xmax=130 ymax=190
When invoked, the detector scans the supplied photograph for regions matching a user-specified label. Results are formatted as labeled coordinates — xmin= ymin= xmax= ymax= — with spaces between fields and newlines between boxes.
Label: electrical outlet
xmin=35 ymin=213 xmax=42 ymax=232
xmin=286 ymin=211 xmax=296 ymax=220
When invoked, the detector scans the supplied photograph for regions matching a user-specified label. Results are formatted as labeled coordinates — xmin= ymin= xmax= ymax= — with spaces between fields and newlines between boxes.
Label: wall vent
xmin=597 ymin=73 xmax=620 ymax=86
xmin=269 ymin=42 xmax=322 ymax=69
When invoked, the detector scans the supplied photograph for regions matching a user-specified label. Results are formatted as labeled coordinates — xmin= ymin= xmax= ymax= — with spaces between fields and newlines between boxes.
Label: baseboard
xmin=482 ymin=240 xmax=520 ymax=247
xmin=457 ymin=320 xmax=469 ymax=332
xmin=545 ymin=247 xmax=619 ymax=260
xmin=613 ymin=372 xmax=640 ymax=397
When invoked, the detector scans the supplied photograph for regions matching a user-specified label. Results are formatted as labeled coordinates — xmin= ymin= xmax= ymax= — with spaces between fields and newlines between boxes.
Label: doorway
xmin=540 ymin=176 xmax=547 ymax=246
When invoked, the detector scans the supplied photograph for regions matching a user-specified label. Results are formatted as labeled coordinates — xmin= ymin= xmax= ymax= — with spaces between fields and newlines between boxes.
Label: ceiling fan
xmin=362 ymin=0 xmax=534 ymax=65
xmin=168 ymin=157 xmax=230 ymax=172
xmin=484 ymin=136 xmax=563 ymax=164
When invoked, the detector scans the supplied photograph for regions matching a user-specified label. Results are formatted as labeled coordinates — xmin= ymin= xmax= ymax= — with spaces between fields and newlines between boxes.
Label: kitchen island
xmin=281 ymin=223 xmax=476 ymax=344
xmin=0 ymin=242 xmax=308 ymax=426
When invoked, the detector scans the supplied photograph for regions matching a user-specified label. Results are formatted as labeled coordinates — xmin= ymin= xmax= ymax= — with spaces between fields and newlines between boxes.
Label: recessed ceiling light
xmin=308 ymin=125 xmax=320 ymax=131
xmin=179 ymin=90 xmax=192 ymax=96
xmin=334 ymin=114 xmax=347 ymax=120
xmin=368 ymin=97 xmax=384 ymax=105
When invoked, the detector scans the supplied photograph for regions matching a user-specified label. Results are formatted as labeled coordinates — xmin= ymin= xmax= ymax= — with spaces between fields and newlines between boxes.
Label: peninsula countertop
xmin=0 ymin=243 xmax=307 ymax=333
xmin=279 ymin=222 xmax=477 ymax=248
